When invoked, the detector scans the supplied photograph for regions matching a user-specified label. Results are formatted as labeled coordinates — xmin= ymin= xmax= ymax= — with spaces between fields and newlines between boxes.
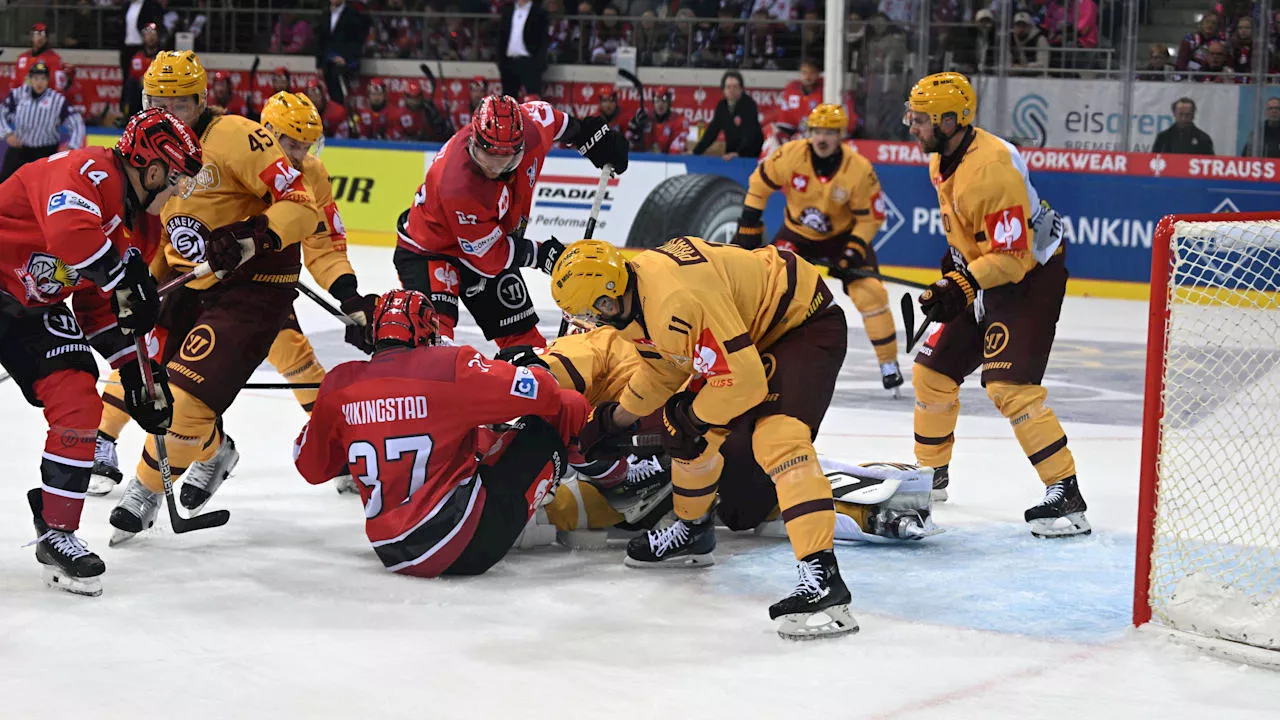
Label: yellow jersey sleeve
xmin=745 ymin=144 xmax=792 ymax=211
xmin=956 ymin=161 xmax=1037 ymax=289
xmin=224 ymin=117 xmax=318 ymax=248
xmin=545 ymin=327 xmax=643 ymax=407
xmin=300 ymin=157 xmax=355 ymax=291
xmin=848 ymin=155 xmax=885 ymax=245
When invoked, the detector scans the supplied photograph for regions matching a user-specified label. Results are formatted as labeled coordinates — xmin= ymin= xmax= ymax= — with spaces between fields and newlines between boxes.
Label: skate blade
xmin=86 ymin=475 xmax=119 ymax=497
xmin=624 ymin=552 xmax=715 ymax=569
xmin=556 ymin=529 xmax=610 ymax=551
xmin=931 ymin=488 xmax=949 ymax=503
xmin=43 ymin=567 xmax=102 ymax=597
xmin=1029 ymin=512 xmax=1092 ymax=539
xmin=108 ymin=527 xmax=142 ymax=547
xmin=776 ymin=604 xmax=859 ymax=641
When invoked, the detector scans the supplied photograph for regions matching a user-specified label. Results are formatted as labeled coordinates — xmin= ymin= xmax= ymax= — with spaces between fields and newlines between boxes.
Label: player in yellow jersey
xmin=100 ymin=51 xmax=320 ymax=544
xmin=734 ymin=103 xmax=903 ymax=396
xmin=550 ymin=237 xmax=856 ymax=640
xmin=903 ymin=72 xmax=1088 ymax=538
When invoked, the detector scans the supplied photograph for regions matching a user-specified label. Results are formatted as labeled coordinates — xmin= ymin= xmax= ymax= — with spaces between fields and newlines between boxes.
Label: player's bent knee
xmin=751 ymin=416 xmax=823 ymax=492
xmin=846 ymin=277 xmax=889 ymax=313
xmin=35 ymin=369 xmax=102 ymax=430
xmin=166 ymin=386 xmax=218 ymax=445
xmin=912 ymin=364 xmax=959 ymax=411
xmin=985 ymin=381 xmax=1047 ymax=419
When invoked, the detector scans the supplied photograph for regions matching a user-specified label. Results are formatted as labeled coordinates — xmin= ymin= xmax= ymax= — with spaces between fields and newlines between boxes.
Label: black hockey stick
xmin=846 ymin=266 xmax=933 ymax=291
xmin=419 ymin=62 xmax=455 ymax=136
xmin=556 ymin=163 xmax=614 ymax=337
xmin=130 ymin=338 xmax=230 ymax=536
xmin=901 ymin=293 xmax=936 ymax=354
xmin=245 ymin=55 xmax=260 ymax=118
xmin=297 ymin=283 xmax=357 ymax=327
xmin=103 ymin=379 xmax=319 ymax=391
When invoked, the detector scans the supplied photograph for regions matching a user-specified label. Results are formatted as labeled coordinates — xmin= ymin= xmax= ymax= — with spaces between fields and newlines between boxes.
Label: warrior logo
xmin=17 ymin=252 xmax=80 ymax=301
xmin=167 ymin=215 xmax=211 ymax=262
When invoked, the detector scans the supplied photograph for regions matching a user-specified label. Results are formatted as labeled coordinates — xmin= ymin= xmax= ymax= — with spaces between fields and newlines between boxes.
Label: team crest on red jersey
xmin=692 ymin=328 xmax=731 ymax=377
xmin=791 ymin=173 xmax=809 ymax=192
xmin=985 ymin=206 xmax=1028 ymax=252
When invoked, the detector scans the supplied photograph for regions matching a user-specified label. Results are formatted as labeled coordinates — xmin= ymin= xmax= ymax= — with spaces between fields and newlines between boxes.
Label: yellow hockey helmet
xmin=906 ymin=72 xmax=976 ymax=127
xmin=807 ymin=103 xmax=847 ymax=132
xmin=143 ymin=50 xmax=207 ymax=102
xmin=550 ymin=240 xmax=629 ymax=318
xmin=260 ymin=91 xmax=323 ymax=144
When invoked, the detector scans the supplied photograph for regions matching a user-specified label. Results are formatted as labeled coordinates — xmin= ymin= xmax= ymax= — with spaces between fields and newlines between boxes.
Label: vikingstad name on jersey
xmin=341 ymin=396 xmax=429 ymax=425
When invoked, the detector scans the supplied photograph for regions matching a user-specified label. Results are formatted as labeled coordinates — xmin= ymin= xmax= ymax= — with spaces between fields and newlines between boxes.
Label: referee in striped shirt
xmin=0 ymin=60 xmax=85 ymax=182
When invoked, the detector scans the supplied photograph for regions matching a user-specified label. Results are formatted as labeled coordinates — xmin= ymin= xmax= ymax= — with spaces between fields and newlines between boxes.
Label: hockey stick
xmin=418 ymin=62 xmax=455 ymax=136
xmin=158 ymin=261 xmax=213 ymax=296
xmin=103 ymin=378 xmax=320 ymax=391
xmin=901 ymin=293 xmax=936 ymax=354
xmin=846 ymin=266 xmax=933 ymax=291
xmin=297 ymin=283 xmax=357 ymax=327
xmin=131 ymin=337 xmax=230 ymax=535
xmin=556 ymin=163 xmax=614 ymax=337
xmin=245 ymin=55 xmax=260 ymax=119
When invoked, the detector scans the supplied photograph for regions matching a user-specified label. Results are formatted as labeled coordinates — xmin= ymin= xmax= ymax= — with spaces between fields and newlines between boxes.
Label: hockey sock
xmin=99 ymin=369 xmax=133 ymax=439
xmin=753 ymin=416 xmax=835 ymax=559
xmin=671 ymin=429 xmax=727 ymax=521
xmin=494 ymin=326 xmax=547 ymax=351
xmin=912 ymin=364 xmax=960 ymax=469
xmin=266 ymin=327 xmax=327 ymax=413
xmin=136 ymin=386 xmax=220 ymax=493
xmin=847 ymin=278 xmax=898 ymax=364
xmin=986 ymin=381 xmax=1077 ymax=486
xmin=34 ymin=370 xmax=101 ymax=531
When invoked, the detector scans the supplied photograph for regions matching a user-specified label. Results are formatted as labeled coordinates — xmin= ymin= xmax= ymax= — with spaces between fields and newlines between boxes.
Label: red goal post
xmin=1136 ymin=211 xmax=1280 ymax=667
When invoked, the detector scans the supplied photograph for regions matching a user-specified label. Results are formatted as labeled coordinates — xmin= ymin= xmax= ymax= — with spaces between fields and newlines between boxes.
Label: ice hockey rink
xmin=1 ymin=245 xmax=1276 ymax=719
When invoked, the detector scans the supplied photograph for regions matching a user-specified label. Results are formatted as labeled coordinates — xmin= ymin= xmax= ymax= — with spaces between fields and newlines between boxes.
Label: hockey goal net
xmin=1137 ymin=212 xmax=1280 ymax=665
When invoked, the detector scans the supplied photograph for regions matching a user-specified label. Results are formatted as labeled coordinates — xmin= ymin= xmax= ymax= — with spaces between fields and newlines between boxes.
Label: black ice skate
xmin=583 ymin=454 xmax=673 ymax=525
xmin=769 ymin=549 xmax=858 ymax=640
xmin=87 ymin=431 xmax=123 ymax=497
xmin=179 ymin=434 xmax=240 ymax=512
xmin=624 ymin=516 xmax=716 ymax=568
xmin=109 ymin=476 xmax=162 ymax=546
xmin=881 ymin=361 xmax=904 ymax=399
xmin=1025 ymin=476 xmax=1091 ymax=538
xmin=931 ymin=464 xmax=950 ymax=502
xmin=28 ymin=489 xmax=104 ymax=597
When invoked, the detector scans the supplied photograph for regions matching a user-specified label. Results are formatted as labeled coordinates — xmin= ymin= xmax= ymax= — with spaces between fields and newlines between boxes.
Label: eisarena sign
xmin=984 ymin=78 xmax=1238 ymax=153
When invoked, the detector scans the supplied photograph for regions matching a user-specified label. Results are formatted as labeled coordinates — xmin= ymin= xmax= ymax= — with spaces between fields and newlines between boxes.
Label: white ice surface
xmin=1 ymin=246 xmax=1277 ymax=719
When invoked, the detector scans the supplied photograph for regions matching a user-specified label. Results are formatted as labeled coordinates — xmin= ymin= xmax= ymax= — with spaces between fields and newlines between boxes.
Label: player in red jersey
xmin=450 ymin=76 xmax=489 ymax=134
xmin=294 ymin=289 xmax=589 ymax=578
xmin=627 ymin=86 xmax=689 ymax=154
xmin=13 ymin=23 xmax=65 ymax=89
xmin=121 ymin=23 xmax=162 ymax=116
xmin=394 ymin=94 xmax=629 ymax=349
xmin=591 ymin=87 xmax=628 ymax=134
xmin=0 ymin=108 xmax=201 ymax=596
xmin=349 ymin=79 xmax=391 ymax=139
xmin=305 ymin=79 xmax=348 ymax=139
xmin=210 ymin=71 xmax=249 ymax=117
xmin=388 ymin=82 xmax=452 ymax=142
xmin=764 ymin=57 xmax=824 ymax=156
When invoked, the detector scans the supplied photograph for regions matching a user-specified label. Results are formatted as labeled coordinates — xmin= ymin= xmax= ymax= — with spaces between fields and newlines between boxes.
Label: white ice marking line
xmin=865 ymin=644 xmax=1112 ymax=720
xmin=819 ymin=431 xmax=1135 ymax=442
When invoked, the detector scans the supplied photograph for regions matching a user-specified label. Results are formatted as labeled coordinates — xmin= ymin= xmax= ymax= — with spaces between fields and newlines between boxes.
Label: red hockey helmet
xmin=470 ymin=75 xmax=487 ymax=89
xmin=372 ymin=289 xmax=439 ymax=349
xmin=470 ymin=95 xmax=525 ymax=156
xmin=404 ymin=82 xmax=424 ymax=99
xmin=212 ymin=70 xmax=231 ymax=86
xmin=653 ymin=86 xmax=674 ymax=103
xmin=367 ymin=79 xmax=386 ymax=94
xmin=116 ymin=107 xmax=203 ymax=197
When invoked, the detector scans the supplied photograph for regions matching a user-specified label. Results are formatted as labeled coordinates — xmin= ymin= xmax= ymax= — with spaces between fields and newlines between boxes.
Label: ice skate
xmin=582 ymin=453 xmax=674 ymax=525
xmin=1025 ymin=476 xmax=1091 ymax=538
xmin=769 ymin=549 xmax=858 ymax=640
xmin=931 ymin=464 xmax=949 ymax=502
xmin=28 ymin=489 xmax=104 ymax=597
xmin=87 ymin=431 xmax=123 ymax=497
xmin=624 ymin=515 xmax=716 ymax=568
xmin=881 ymin=361 xmax=904 ymax=399
xmin=179 ymin=434 xmax=239 ymax=512
xmin=109 ymin=476 xmax=162 ymax=546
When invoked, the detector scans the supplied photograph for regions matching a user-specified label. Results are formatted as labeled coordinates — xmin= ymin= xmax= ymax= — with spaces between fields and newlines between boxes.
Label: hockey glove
xmin=832 ymin=239 xmax=868 ymax=281
xmin=919 ymin=268 xmax=977 ymax=324
xmin=577 ymin=401 xmax=639 ymax=464
xmin=569 ymin=116 xmax=630 ymax=175
xmin=733 ymin=206 xmax=765 ymax=249
xmin=515 ymin=236 xmax=566 ymax=275
xmin=662 ymin=391 xmax=709 ymax=461
xmin=340 ymin=294 xmax=379 ymax=354
xmin=120 ymin=359 xmax=174 ymax=435
xmin=205 ymin=215 xmax=281 ymax=276
xmin=110 ymin=248 xmax=160 ymax=335
xmin=494 ymin=345 xmax=551 ymax=370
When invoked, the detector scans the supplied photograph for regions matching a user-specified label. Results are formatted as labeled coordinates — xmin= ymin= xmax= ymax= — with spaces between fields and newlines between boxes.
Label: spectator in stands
xmin=589 ymin=5 xmax=633 ymax=64
xmin=1216 ymin=0 xmax=1257 ymax=34
xmin=1176 ymin=11 xmax=1223 ymax=72
xmin=973 ymin=8 xmax=997 ymax=73
xmin=863 ymin=11 xmax=909 ymax=140
xmin=545 ymin=0 xmax=576 ymax=64
xmin=317 ymin=0 xmax=370 ymax=105
xmin=694 ymin=6 xmax=745 ymax=67
xmin=167 ymin=0 xmax=210 ymax=52
xmin=878 ymin=0 xmax=917 ymax=24
xmin=744 ymin=10 xmax=783 ymax=69
xmin=1138 ymin=43 xmax=1173 ymax=80
xmin=1153 ymin=98 xmax=1214 ymax=155
xmin=366 ymin=0 xmax=424 ymax=59
xmin=1011 ymin=11 xmax=1051 ymax=75
xmin=1229 ymin=15 xmax=1256 ymax=77
xmin=1241 ymin=97 xmax=1280 ymax=157
xmin=431 ymin=6 xmax=480 ymax=61
xmin=691 ymin=70 xmax=762 ymax=159
xmin=1194 ymin=39 xmax=1234 ymax=81
xmin=60 ymin=1 xmax=100 ymax=52
xmin=120 ymin=0 xmax=165 ymax=85
xmin=210 ymin=71 xmax=249 ymax=117
xmin=0 ymin=62 xmax=85 ymax=182
xmin=270 ymin=10 xmax=315 ymax=55
xmin=798 ymin=8 xmax=824 ymax=65
xmin=498 ymin=0 xmax=550 ymax=98
xmin=14 ymin=23 xmax=65 ymax=91
xmin=121 ymin=23 xmax=161 ymax=117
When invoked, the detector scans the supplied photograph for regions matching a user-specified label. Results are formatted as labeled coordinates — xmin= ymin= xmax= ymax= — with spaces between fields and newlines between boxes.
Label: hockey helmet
xmin=905 ymin=72 xmax=975 ymax=128
xmin=550 ymin=240 xmax=630 ymax=320
xmin=807 ymin=103 xmax=847 ymax=132
xmin=143 ymin=50 xmax=208 ymax=103
xmin=403 ymin=81 xmax=424 ymax=98
xmin=260 ymin=91 xmax=323 ymax=145
xmin=653 ymin=86 xmax=674 ymax=103
xmin=372 ymin=289 xmax=439 ymax=349
xmin=116 ymin=107 xmax=204 ymax=199
xmin=471 ymin=95 xmax=524 ymax=156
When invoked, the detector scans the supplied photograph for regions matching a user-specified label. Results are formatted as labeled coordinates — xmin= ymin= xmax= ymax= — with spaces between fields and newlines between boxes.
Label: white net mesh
xmin=1149 ymin=219 xmax=1280 ymax=651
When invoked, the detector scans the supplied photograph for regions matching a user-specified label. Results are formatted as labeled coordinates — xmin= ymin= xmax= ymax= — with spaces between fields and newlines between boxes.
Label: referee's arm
xmin=58 ymin=94 xmax=85 ymax=149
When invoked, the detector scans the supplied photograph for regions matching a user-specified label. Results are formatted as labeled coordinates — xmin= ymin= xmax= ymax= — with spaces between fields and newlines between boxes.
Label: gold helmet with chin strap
xmin=143 ymin=50 xmax=208 ymax=107
xmin=806 ymin=103 xmax=848 ymax=132
xmin=260 ymin=91 xmax=323 ymax=144
xmin=550 ymin=240 xmax=629 ymax=318
xmin=905 ymin=72 xmax=976 ymax=127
